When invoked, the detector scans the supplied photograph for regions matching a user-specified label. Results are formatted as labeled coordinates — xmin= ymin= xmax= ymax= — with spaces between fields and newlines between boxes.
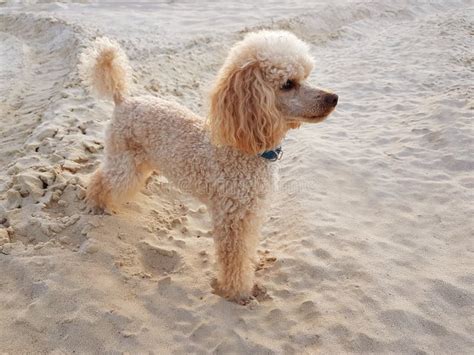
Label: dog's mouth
xmin=288 ymin=101 xmax=338 ymax=124
xmin=303 ymin=108 xmax=336 ymax=122
xmin=308 ymin=114 xmax=329 ymax=122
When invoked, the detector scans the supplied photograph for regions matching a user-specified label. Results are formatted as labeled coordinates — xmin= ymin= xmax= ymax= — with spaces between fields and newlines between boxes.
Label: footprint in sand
xmin=138 ymin=240 xmax=181 ymax=274
xmin=256 ymin=249 xmax=277 ymax=271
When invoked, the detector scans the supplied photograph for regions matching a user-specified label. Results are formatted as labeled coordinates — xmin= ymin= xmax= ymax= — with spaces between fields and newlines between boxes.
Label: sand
xmin=0 ymin=0 xmax=473 ymax=353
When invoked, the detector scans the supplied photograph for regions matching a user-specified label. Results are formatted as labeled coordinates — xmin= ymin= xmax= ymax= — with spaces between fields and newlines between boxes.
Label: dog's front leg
xmin=211 ymin=202 xmax=260 ymax=304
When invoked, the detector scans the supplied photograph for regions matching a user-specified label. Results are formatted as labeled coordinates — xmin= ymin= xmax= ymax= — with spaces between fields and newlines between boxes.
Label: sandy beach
xmin=0 ymin=0 xmax=473 ymax=353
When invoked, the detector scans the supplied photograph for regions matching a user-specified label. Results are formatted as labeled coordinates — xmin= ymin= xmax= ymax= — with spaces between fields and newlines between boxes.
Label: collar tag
xmin=259 ymin=146 xmax=283 ymax=162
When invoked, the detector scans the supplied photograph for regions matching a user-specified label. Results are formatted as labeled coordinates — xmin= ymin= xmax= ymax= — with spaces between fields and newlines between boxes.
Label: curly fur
xmin=79 ymin=37 xmax=131 ymax=104
xmin=80 ymin=30 xmax=335 ymax=303
xmin=209 ymin=62 xmax=287 ymax=154
xmin=208 ymin=31 xmax=314 ymax=154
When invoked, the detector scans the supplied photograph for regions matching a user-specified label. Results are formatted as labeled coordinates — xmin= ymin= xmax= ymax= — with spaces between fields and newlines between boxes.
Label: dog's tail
xmin=79 ymin=37 xmax=131 ymax=104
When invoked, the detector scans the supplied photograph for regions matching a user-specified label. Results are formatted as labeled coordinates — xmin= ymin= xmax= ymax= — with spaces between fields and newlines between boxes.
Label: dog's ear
xmin=208 ymin=63 xmax=286 ymax=155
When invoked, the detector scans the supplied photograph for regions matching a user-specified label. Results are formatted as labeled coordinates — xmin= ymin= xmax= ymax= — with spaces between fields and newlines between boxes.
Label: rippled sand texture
xmin=0 ymin=1 xmax=473 ymax=353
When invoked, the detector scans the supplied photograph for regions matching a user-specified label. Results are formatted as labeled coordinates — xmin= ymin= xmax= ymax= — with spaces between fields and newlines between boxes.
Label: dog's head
xmin=208 ymin=30 xmax=338 ymax=155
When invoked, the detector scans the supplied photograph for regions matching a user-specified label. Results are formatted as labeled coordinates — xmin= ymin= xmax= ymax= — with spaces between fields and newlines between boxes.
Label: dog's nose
xmin=324 ymin=93 xmax=338 ymax=107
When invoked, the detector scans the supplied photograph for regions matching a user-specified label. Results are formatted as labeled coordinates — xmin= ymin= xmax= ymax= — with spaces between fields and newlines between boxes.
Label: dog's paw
xmin=210 ymin=278 xmax=248 ymax=304
xmin=211 ymin=279 xmax=270 ymax=305
xmin=83 ymin=202 xmax=112 ymax=215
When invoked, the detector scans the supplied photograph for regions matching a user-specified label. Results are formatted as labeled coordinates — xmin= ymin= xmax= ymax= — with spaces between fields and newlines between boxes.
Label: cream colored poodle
xmin=80 ymin=31 xmax=338 ymax=303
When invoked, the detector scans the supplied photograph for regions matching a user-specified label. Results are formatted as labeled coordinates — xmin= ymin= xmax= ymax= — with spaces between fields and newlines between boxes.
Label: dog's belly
xmin=146 ymin=139 xmax=276 ymax=208
xmin=154 ymin=154 xmax=215 ymax=200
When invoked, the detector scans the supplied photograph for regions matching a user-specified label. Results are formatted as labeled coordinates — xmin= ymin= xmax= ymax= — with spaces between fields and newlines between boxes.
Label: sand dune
xmin=0 ymin=0 xmax=473 ymax=353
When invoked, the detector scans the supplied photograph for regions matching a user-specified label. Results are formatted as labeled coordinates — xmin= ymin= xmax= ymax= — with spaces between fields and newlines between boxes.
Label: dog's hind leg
xmin=86 ymin=134 xmax=151 ymax=213
xmin=86 ymin=159 xmax=151 ymax=214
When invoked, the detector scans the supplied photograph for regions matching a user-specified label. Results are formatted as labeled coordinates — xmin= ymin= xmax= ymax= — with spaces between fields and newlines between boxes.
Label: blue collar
xmin=259 ymin=146 xmax=283 ymax=162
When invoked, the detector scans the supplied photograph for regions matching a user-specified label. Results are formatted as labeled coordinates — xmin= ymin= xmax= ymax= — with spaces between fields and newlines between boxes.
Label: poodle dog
xmin=80 ymin=31 xmax=338 ymax=303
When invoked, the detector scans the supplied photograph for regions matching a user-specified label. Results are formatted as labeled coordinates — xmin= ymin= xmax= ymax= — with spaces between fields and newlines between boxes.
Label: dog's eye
xmin=281 ymin=80 xmax=295 ymax=91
